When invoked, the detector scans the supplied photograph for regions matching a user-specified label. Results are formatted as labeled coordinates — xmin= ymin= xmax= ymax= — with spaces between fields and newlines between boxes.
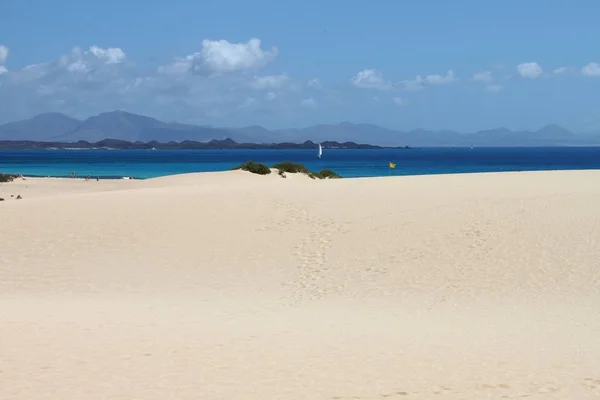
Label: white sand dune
xmin=1 ymin=170 xmax=600 ymax=399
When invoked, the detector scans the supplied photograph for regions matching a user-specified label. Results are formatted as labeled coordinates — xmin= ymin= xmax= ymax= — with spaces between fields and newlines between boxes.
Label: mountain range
xmin=1 ymin=110 xmax=599 ymax=147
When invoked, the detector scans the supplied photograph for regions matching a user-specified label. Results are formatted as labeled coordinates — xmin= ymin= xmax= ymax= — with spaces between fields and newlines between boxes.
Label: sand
xmin=1 ymin=170 xmax=600 ymax=399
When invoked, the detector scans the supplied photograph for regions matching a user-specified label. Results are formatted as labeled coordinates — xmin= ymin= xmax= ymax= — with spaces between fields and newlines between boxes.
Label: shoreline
xmin=14 ymin=173 xmax=143 ymax=180
xmin=3 ymin=147 xmax=600 ymax=180
xmin=4 ymin=166 xmax=600 ymax=181
xmin=3 ymin=168 xmax=600 ymax=201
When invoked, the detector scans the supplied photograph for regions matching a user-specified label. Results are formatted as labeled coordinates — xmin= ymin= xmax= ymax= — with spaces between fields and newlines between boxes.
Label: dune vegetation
xmin=0 ymin=173 xmax=18 ymax=183
xmin=233 ymin=161 xmax=342 ymax=179
xmin=231 ymin=161 xmax=272 ymax=175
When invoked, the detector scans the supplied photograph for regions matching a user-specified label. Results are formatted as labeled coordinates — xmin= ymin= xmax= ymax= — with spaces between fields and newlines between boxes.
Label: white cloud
xmin=0 ymin=45 xmax=148 ymax=121
xmin=201 ymin=38 xmax=277 ymax=74
xmin=351 ymin=69 xmax=392 ymax=90
xmin=157 ymin=56 xmax=193 ymax=75
xmin=0 ymin=41 xmax=313 ymax=126
xmin=308 ymin=78 xmax=322 ymax=88
xmin=159 ymin=38 xmax=278 ymax=76
xmin=424 ymin=70 xmax=455 ymax=85
xmin=472 ymin=70 xmax=493 ymax=83
xmin=393 ymin=97 xmax=407 ymax=106
xmin=0 ymin=45 xmax=8 ymax=65
xmin=400 ymin=75 xmax=425 ymax=91
xmin=0 ymin=45 xmax=9 ymax=75
xmin=2 ymin=45 xmax=129 ymax=89
xmin=118 ymin=76 xmax=156 ymax=94
xmin=56 ymin=46 xmax=127 ymax=73
xmin=485 ymin=84 xmax=503 ymax=92
xmin=66 ymin=60 xmax=90 ymax=73
xmin=238 ymin=97 xmax=257 ymax=109
xmin=88 ymin=46 xmax=126 ymax=64
xmin=472 ymin=71 xmax=501 ymax=92
xmin=5 ymin=39 xmax=593 ymax=128
xmin=553 ymin=67 xmax=570 ymax=75
xmin=581 ymin=62 xmax=600 ymax=77
xmin=301 ymin=98 xmax=317 ymax=108
xmin=399 ymin=70 xmax=455 ymax=91
xmin=249 ymin=73 xmax=289 ymax=90
xmin=516 ymin=62 xmax=543 ymax=79
xmin=8 ymin=62 xmax=51 ymax=84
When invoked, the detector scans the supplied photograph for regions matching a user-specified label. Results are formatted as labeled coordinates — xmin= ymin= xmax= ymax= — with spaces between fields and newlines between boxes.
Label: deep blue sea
xmin=1 ymin=147 xmax=600 ymax=179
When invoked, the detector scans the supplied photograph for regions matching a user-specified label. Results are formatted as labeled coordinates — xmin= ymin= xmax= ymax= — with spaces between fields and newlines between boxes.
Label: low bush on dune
xmin=271 ymin=161 xmax=310 ymax=174
xmin=274 ymin=162 xmax=342 ymax=179
xmin=0 ymin=173 xmax=18 ymax=183
xmin=233 ymin=160 xmax=342 ymax=179
xmin=231 ymin=161 xmax=271 ymax=175
xmin=315 ymin=169 xmax=342 ymax=179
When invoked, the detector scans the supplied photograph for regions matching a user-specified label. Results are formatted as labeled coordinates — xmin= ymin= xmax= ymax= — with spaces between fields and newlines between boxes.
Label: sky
xmin=1 ymin=0 xmax=600 ymax=133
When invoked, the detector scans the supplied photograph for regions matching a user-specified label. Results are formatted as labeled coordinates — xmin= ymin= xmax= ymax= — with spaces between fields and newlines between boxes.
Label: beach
xmin=1 ymin=170 xmax=600 ymax=399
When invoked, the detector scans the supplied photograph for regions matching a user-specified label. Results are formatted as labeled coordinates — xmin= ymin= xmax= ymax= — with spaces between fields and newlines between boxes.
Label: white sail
xmin=318 ymin=143 xmax=323 ymax=158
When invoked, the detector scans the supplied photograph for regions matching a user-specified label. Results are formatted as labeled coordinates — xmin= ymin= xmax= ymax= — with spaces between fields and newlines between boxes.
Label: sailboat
xmin=317 ymin=143 xmax=323 ymax=158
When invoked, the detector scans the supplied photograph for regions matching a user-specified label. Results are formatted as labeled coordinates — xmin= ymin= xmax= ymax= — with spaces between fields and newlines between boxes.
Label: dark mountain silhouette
xmin=0 ymin=113 xmax=80 ymax=140
xmin=0 ymin=138 xmax=398 ymax=150
xmin=49 ymin=110 xmax=253 ymax=143
xmin=1 ymin=110 xmax=599 ymax=146
xmin=533 ymin=124 xmax=575 ymax=139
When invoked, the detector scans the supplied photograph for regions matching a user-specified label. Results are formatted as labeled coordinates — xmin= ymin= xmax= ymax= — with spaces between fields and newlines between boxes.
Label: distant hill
xmin=0 ymin=138 xmax=403 ymax=150
xmin=49 ymin=111 xmax=251 ymax=143
xmin=1 ymin=110 xmax=599 ymax=147
xmin=0 ymin=113 xmax=81 ymax=141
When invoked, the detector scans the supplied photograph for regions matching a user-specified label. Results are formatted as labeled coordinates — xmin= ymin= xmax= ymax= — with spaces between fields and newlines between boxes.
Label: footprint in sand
xmin=582 ymin=378 xmax=600 ymax=390
xmin=481 ymin=383 xmax=511 ymax=390
xmin=432 ymin=385 xmax=453 ymax=395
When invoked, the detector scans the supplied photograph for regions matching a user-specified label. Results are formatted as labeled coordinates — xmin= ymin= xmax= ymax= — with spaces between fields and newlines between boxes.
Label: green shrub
xmin=0 ymin=173 xmax=18 ymax=183
xmin=232 ymin=161 xmax=342 ymax=180
xmin=232 ymin=161 xmax=271 ymax=175
xmin=271 ymin=162 xmax=342 ymax=179
xmin=316 ymin=169 xmax=342 ymax=179
xmin=271 ymin=161 xmax=309 ymax=174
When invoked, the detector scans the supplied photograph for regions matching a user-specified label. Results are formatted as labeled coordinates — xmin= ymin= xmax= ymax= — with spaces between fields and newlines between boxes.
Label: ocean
xmin=1 ymin=147 xmax=600 ymax=179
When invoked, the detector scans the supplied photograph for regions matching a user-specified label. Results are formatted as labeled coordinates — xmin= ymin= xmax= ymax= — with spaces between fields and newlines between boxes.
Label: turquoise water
xmin=1 ymin=148 xmax=600 ymax=179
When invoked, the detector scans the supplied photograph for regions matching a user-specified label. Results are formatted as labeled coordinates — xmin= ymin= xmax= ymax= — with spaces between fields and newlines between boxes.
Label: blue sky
xmin=1 ymin=0 xmax=600 ymax=132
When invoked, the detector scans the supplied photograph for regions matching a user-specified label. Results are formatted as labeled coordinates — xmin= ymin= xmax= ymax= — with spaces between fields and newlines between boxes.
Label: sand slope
xmin=1 ymin=170 xmax=600 ymax=399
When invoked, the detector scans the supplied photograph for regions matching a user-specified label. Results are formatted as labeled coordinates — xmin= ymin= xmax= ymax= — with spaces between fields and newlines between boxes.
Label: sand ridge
xmin=1 ymin=170 xmax=600 ymax=399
